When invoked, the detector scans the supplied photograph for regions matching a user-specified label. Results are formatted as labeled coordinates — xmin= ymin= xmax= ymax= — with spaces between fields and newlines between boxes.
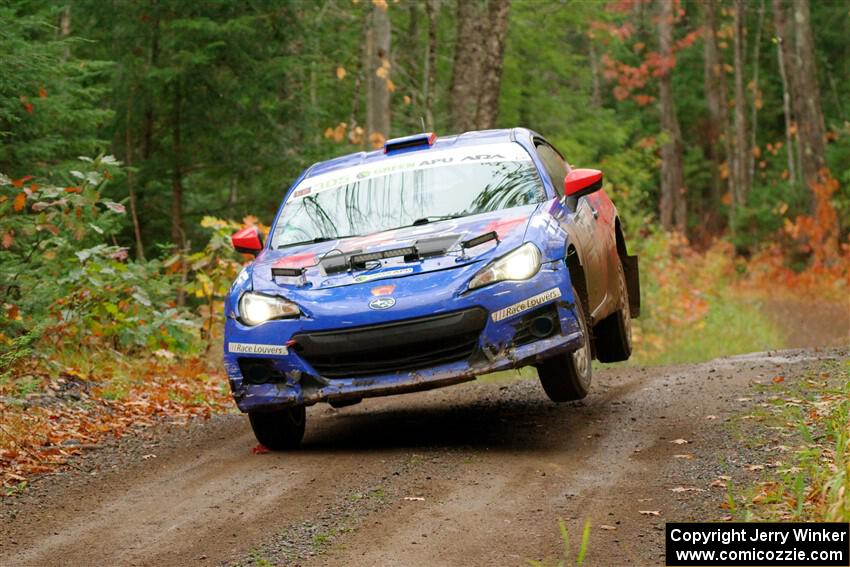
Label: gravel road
xmin=1 ymin=348 xmax=846 ymax=567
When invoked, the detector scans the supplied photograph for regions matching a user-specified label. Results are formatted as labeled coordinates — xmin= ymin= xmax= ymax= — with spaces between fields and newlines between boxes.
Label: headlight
xmin=468 ymin=243 xmax=542 ymax=290
xmin=238 ymin=292 xmax=300 ymax=326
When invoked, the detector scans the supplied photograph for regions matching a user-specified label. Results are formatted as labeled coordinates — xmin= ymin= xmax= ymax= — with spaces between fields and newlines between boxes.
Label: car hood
xmin=250 ymin=204 xmax=542 ymax=293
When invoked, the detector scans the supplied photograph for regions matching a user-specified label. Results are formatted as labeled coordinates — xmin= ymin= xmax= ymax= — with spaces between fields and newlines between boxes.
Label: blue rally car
xmin=224 ymin=129 xmax=640 ymax=449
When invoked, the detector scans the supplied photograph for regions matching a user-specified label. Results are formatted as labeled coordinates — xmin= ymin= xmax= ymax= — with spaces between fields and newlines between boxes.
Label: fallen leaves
xmin=638 ymin=510 xmax=661 ymax=516
xmin=670 ymin=438 xmax=689 ymax=445
xmin=403 ymin=496 xmax=425 ymax=501
xmin=1 ymin=357 xmax=230 ymax=490
xmin=251 ymin=444 xmax=269 ymax=455
xmin=671 ymin=486 xmax=705 ymax=493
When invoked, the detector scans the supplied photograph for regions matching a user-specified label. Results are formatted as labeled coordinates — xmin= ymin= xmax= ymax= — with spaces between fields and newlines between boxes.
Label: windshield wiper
xmin=410 ymin=214 xmax=464 ymax=226
xmin=278 ymin=234 xmax=360 ymax=249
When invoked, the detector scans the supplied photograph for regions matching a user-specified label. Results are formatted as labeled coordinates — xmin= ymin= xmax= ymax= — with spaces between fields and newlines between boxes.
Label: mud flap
xmin=622 ymin=254 xmax=640 ymax=318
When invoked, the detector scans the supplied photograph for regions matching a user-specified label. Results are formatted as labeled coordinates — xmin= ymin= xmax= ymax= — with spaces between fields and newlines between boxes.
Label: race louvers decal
xmin=228 ymin=343 xmax=289 ymax=356
xmin=491 ymin=288 xmax=562 ymax=322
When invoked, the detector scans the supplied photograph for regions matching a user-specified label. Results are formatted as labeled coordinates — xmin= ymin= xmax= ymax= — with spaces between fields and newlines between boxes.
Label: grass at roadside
xmin=725 ymin=358 xmax=850 ymax=522
xmin=630 ymin=294 xmax=783 ymax=366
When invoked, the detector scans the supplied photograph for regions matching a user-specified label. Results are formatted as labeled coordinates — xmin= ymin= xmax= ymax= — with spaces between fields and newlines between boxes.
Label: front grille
xmin=292 ymin=308 xmax=487 ymax=378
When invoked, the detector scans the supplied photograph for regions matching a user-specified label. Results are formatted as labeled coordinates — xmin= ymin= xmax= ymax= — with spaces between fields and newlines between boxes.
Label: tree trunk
xmin=58 ymin=5 xmax=71 ymax=60
xmin=423 ymin=0 xmax=439 ymax=130
xmin=475 ymin=0 xmax=511 ymax=129
xmin=701 ymin=0 xmax=731 ymax=232
xmin=789 ymin=0 xmax=826 ymax=193
xmin=657 ymin=0 xmax=686 ymax=232
xmin=748 ymin=0 xmax=765 ymax=186
xmin=449 ymin=0 xmax=485 ymax=132
xmin=731 ymin=0 xmax=750 ymax=216
xmin=141 ymin=15 xmax=159 ymax=161
xmin=772 ymin=0 xmax=799 ymax=186
xmin=171 ymin=83 xmax=185 ymax=252
xmin=125 ymin=92 xmax=145 ymax=261
xmin=588 ymin=34 xmax=602 ymax=108
xmin=365 ymin=2 xmax=391 ymax=147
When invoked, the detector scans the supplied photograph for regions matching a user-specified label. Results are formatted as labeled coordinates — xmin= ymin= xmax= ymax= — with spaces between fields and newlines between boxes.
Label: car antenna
xmin=419 ymin=116 xmax=426 ymax=132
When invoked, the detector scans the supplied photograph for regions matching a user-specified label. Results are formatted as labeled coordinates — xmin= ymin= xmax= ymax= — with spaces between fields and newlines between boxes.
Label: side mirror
xmin=564 ymin=168 xmax=603 ymax=198
xmin=232 ymin=226 xmax=264 ymax=256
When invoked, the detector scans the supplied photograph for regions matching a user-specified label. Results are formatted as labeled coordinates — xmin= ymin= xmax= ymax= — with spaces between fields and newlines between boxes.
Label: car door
xmin=533 ymin=139 xmax=607 ymax=316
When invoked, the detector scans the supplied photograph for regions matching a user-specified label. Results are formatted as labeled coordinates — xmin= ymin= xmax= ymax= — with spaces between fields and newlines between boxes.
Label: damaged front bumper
xmin=224 ymin=261 xmax=583 ymax=412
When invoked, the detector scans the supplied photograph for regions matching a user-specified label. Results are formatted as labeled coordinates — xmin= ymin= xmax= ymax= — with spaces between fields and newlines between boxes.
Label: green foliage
xmin=0 ymin=157 xmax=200 ymax=353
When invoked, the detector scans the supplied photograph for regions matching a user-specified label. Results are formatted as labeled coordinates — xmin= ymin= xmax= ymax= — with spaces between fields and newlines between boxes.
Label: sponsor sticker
xmin=353 ymin=267 xmax=414 ymax=283
xmin=228 ymin=343 xmax=289 ymax=356
xmin=287 ymin=142 xmax=533 ymax=202
xmin=491 ymin=287 xmax=562 ymax=322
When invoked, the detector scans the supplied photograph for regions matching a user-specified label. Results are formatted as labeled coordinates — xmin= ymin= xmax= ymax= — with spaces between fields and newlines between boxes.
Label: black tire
xmin=248 ymin=406 xmax=306 ymax=450
xmin=595 ymin=258 xmax=633 ymax=363
xmin=536 ymin=286 xmax=592 ymax=402
xmin=329 ymin=398 xmax=362 ymax=409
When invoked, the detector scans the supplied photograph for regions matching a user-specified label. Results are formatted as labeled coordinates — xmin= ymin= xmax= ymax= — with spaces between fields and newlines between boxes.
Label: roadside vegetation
xmin=2 ymin=0 xmax=849 ymax=494
xmin=725 ymin=359 xmax=850 ymax=523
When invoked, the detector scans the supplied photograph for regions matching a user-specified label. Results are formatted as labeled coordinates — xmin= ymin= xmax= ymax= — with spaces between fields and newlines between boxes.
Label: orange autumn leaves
xmin=1 ymin=358 xmax=231 ymax=490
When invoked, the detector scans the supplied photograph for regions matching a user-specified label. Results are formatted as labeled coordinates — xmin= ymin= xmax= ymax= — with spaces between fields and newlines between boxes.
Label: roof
xmin=305 ymin=128 xmax=533 ymax=178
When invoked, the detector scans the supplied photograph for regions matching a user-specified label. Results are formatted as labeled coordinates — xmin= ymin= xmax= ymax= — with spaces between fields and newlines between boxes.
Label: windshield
xmin=271 ymin=142 xmax=545 ymax=248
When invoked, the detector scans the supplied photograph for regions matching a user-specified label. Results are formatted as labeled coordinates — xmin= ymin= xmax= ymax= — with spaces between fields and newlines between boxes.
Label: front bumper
xmin=224 ymin=261 xmax=583 ymax=412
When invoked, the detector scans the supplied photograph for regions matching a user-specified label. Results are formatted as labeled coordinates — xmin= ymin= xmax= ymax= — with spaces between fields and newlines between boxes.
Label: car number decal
xmin=228 ymin=343 xmax=289 ymax=356
xmin=491 ymin=287 xmax=562 ymax=322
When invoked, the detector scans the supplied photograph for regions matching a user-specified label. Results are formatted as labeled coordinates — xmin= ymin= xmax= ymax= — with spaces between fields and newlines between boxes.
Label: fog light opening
xmin=529 ymin=315 xmax=556 ymax=339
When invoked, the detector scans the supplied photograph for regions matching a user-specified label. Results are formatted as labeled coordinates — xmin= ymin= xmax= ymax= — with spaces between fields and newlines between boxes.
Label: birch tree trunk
xmin=657 ymin=0 xmax=686 ymax=232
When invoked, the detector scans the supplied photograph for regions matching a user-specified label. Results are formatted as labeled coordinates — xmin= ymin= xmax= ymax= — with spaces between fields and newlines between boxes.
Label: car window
xmin=534 ymin=142 xmax=569 ymax=197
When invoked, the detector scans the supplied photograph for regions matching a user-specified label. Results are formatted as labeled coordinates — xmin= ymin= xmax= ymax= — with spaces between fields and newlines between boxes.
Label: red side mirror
xmin=564 ymin=168 xmax=603 ymax=198
xmin=232 ymin=226 xmax=264 ymax=255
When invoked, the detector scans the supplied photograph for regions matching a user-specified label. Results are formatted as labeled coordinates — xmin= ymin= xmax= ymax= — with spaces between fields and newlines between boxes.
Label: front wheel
xmin=248 ymin=406 xmax=306 ymax=450
xmin=536 ymin=287 xmax=592 ymax=402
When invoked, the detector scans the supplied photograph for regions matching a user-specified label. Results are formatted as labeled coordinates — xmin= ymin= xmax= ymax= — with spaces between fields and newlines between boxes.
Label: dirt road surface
xmin=1 ymin=348 xmax=847 ymax=567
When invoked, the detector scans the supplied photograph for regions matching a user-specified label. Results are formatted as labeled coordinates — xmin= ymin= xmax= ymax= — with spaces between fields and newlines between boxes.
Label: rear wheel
xmin=536 ymin=287 xmax=592 ymax=402
xmin=595 ymin=258 xmax=633 ymax=363
xmin=248 ymin=406 xmax=306 ymax=450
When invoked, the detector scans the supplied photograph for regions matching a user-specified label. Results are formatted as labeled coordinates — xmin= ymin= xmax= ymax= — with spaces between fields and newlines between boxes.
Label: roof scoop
xmin=384 ymin=132 xmax=437 ymax=155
